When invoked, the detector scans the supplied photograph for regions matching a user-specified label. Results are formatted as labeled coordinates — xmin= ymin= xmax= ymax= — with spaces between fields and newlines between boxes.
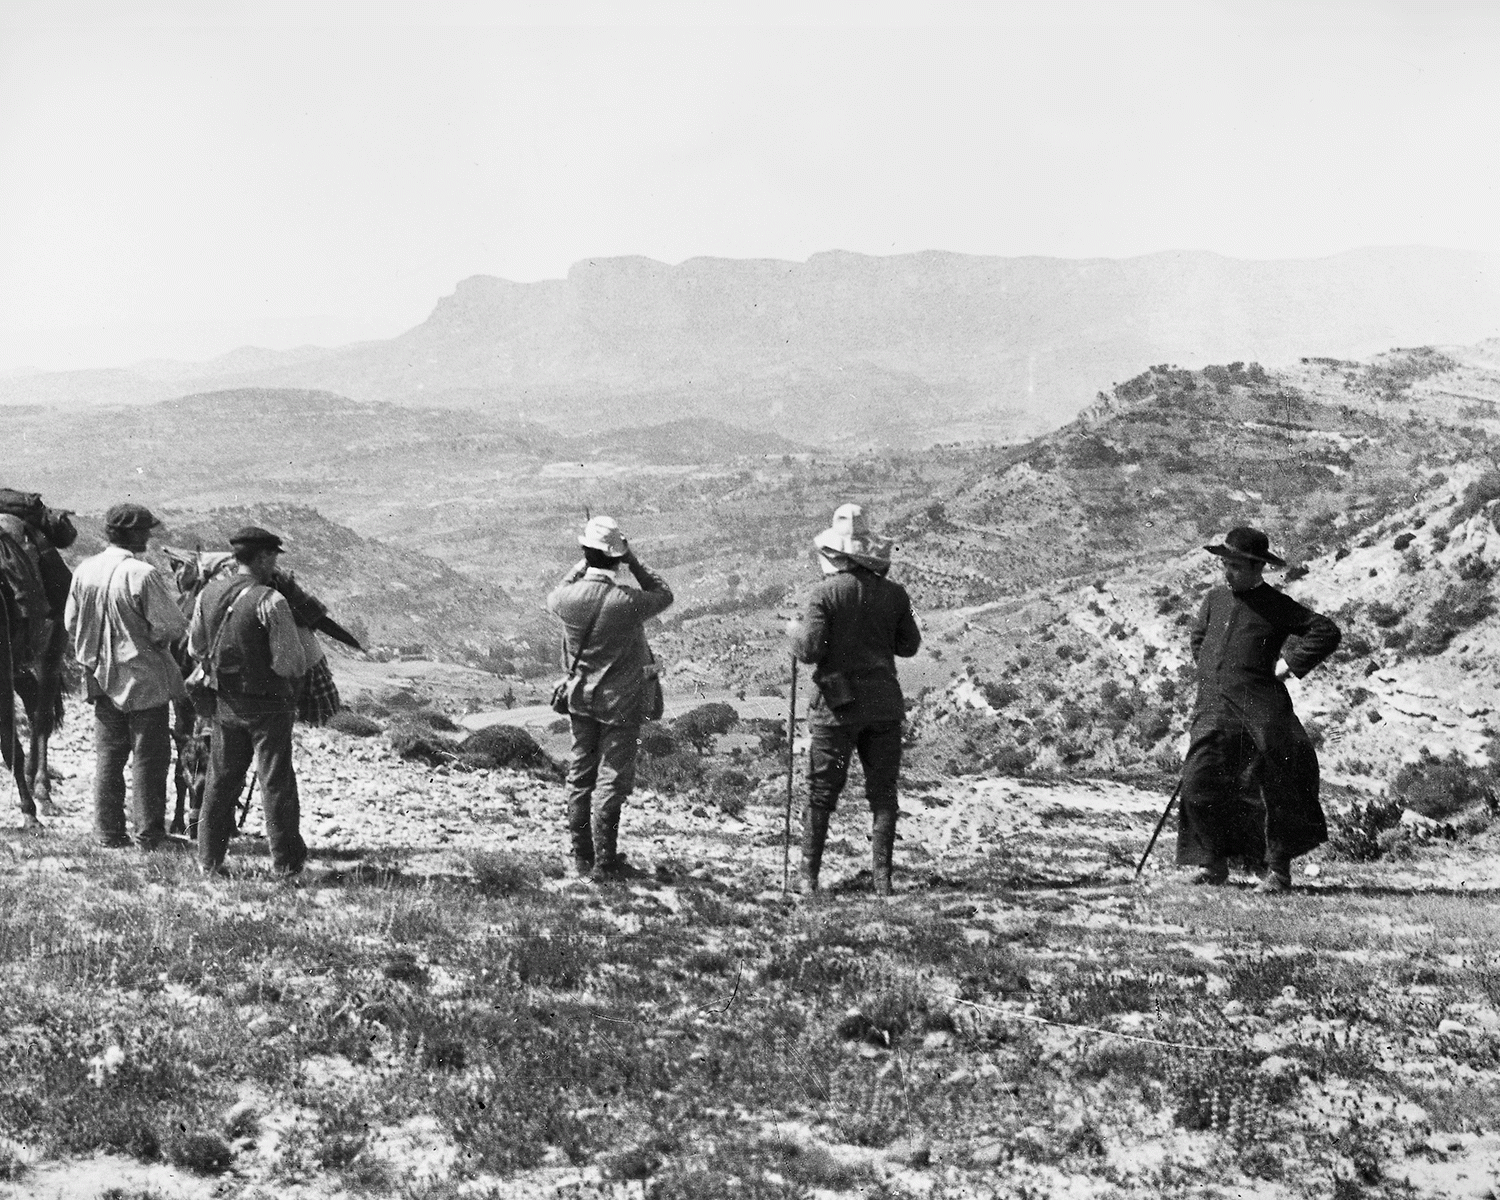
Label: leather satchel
xmin=551 ymin=590 xmax=607 ymax=716
xmin=643 ymin=652 xmax=665 ymax=722
xmin=816 ymin=668 xmax=857 ymax=711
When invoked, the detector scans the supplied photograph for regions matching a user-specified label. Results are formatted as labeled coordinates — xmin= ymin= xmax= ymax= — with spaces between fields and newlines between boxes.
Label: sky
xmin=2 ymin=0 xmax=1499 ymax=371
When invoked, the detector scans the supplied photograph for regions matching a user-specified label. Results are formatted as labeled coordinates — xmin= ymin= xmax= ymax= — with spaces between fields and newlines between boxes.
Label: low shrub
xmin=639 ymin=722 xmax=677 ymax=757
xmin=1456 ymin=552 xmax=1495 ymax=583
xmin=1327 ymin=795 xmax=1404 ymax=861
xmin=388 ymin=725 xmax=458 ymax=766
xmin=1336 ymin=632 xmax=1374 ymax=661
xmin=1411 ymin=580 xmax=1496 ymax=655
xmin=459 ymin=725 xmax=557 ymax=774
xmin=415 ymin=707 xmax=460 ymax=732
xmin=987 ymin=742 xmax=1037 ymax=775
xmin=981 ymin=680 xmax=1022 ymax=710
xmin=710 ymin=768 xmax=753 ymax=818
xmin=168 ymin=1131 xmax=234 ymax=1175
xmin=637 ymin=745 xmax=707 ymax=795
xmin=1448 ymin=468 xmax=1500 ymax=529
xmin=1391 ymin=750 xmax=1497 ymax=821
xmin=467 ymin=849 xmax=541 ymax=896
xmin=674 ymin=703 xmax=740 ymax=752
xmin=327 ymin=710 xmax=382 ymax=737
xmin=1365 ymin=601 xmax=1406 ymax=629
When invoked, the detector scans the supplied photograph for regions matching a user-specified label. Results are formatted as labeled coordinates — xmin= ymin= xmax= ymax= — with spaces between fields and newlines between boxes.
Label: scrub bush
xmin=1390 ymin=750 xmax=1497 ymax=821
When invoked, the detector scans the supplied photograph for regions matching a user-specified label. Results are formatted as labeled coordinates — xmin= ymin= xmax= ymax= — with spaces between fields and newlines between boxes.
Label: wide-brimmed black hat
xmin=228 ymin=525 xmax=285 ymax=553
xmin=1204 ymin=526 xmax=1286 ymax=568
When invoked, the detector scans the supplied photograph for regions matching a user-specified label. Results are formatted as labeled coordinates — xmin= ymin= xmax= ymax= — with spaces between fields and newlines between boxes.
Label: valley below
xmin=6 ymin=327 xmax=1500 ymax=1197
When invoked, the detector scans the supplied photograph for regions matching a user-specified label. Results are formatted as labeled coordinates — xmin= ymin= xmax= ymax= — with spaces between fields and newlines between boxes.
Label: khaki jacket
xmin=547 ymin=560 xmax=673 ymax=726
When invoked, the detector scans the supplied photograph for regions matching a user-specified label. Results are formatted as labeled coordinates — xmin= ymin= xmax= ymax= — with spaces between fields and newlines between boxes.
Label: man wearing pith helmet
xmin=189 ymin=525 xmax=310 ymax=880
xmin=789 ymin=503 xmax=921 ymax=897
xmin=1175 ymin=527 xmax=1341 ymax=894
xmin=547 ymin=516 xmax=673 ymax=880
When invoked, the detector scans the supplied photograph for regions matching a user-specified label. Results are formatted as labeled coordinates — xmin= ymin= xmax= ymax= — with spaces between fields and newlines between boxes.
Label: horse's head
xmin=37 ymin=507 xmax=76 ymax=550
xmin=161 ymin=547 xmax=235 ymax=613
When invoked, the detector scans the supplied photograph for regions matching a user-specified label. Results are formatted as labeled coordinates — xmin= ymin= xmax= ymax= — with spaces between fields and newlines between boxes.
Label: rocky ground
xmin=1 ymin=699 xmax=1499 ymax=1199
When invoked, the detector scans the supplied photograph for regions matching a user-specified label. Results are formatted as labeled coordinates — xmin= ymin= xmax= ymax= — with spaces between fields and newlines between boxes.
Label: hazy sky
xmin=2 ymin=0 xmax=1498 ymax=370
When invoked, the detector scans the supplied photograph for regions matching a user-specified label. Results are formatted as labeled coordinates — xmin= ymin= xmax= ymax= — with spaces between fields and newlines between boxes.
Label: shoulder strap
xmin=203 ymin=576 xmax=258 ymax=672
xmin=564 ymin=585 xmax=611 ymax=679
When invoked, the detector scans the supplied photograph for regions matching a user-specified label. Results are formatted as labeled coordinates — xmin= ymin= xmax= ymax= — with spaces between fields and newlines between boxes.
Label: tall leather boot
xmin=591 ymin=809 xmax=625 ymax=880
xmin=800 ymin=806 xmax=831 ymax=895
xmin=871 ymin=807 xmax=898 ymax=897
xmin=568 ymin=798 xmax=595 ymax=875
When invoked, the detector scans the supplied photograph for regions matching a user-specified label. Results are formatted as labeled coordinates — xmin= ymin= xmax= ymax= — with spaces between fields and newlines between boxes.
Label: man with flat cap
xmin=1176 ymin=526 xmax=1341 ymax=893
xmin=547 ymin=515 xmax=673 ymax=879
xmin=189 ymin=526 xmax=309 ymax=879
xmin=789 ymin=503 xmax=921 ymax=897
xmin=65 ymin=502 xmax=188 ymax=849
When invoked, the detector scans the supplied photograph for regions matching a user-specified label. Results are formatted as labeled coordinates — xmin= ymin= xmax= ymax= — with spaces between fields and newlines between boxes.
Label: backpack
xmin=0 ymin=488 xmax=77 ymax=550
xmin=0 ymin=515 xmax=50 ymax=665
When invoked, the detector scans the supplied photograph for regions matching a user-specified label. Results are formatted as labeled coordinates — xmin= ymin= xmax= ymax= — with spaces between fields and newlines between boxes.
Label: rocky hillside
xmin=645 ymin=344 xmax=1500 ymax=791
xmin=64 ymin=505 xmax=517 ymax=662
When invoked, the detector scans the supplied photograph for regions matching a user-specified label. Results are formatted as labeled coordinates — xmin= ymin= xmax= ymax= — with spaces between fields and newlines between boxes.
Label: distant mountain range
xmin=6 ymin=247 xmax=1499 ymax=446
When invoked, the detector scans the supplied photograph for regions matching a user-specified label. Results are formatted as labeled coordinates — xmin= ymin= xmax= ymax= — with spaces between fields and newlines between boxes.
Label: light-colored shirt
xmin=65 ymin=546 xmax=189 ymax=711
xmin=187 ymin=573 xmax=309 ymax=680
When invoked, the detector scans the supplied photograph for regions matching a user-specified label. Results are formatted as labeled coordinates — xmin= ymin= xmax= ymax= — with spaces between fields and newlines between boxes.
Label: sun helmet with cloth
xmin=813 ymin=503 xmax=893 ymax=574
xmin=578 ymin=515 xmax=628 ymax=558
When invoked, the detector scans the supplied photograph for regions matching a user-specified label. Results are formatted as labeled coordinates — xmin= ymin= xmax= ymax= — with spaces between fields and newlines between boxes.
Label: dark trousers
xmin=92 ymin=698 xmax=171 ymax=847
xmin=566 ymin=715 xmax=640 ymax=862
xmin=198 ymin=698 xmax=306 ymax=874
xmin=807 ymin=720 xmax=902 ymax=814
xmin=1175 ymin=722 xmax=1325 ymax=872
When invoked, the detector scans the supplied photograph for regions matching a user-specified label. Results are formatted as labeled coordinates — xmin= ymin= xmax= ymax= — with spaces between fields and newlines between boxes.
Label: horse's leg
xmin=2 ymin=697 xmax=39 ymax=831
xmin=186 ymin=716 xmax=212 ymax=841
xmin=30 ymin=721 xmax=59 ymax=818
xmin=15 ymin=671 xmax=59 ymax=819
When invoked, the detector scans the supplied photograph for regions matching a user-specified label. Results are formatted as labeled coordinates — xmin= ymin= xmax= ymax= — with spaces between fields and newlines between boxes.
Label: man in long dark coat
xmin=1175 ymin=527 xmax=1341 ymax=893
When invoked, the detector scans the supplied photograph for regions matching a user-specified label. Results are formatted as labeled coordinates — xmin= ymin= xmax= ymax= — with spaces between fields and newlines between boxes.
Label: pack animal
xmin=0 ymin=490 xmax=76 ymax=829
xmin=162 ymin=548 xmax=235 ymax=836
xmin=162 ymin=546 xmax=362 ymax=836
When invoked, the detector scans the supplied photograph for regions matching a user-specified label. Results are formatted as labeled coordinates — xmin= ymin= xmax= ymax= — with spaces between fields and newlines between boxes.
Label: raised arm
xmin=623 ymin=550 xmax=674 ymax=620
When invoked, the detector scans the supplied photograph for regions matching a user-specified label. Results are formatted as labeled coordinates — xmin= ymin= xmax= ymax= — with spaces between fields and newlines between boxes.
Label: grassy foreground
xmin=2 ymin=817 xmax=1500 ymax=1199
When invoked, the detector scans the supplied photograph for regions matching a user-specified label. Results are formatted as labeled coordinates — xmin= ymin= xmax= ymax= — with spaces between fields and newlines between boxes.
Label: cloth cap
xmin=579 ymin=515 xmax=627 ymax=557
xmin=1204 ymin=526 xmax=1286 ymax=568
xmin=814 ymin=503 xmax=893 ymax=572
xmin=228 ymin=525 xmax=285 ymax=553
xmin=103 ymin=502 xmax=161 ymax=534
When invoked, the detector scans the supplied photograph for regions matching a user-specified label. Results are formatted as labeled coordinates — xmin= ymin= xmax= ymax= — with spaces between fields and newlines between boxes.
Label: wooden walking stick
xmin=237 ymin=772 xmax=256 ymax=830
xmin=1135 ymin=776 xmax=1184 ymax=878
xmin=782 ymin=656 xmax=798 ymax=893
